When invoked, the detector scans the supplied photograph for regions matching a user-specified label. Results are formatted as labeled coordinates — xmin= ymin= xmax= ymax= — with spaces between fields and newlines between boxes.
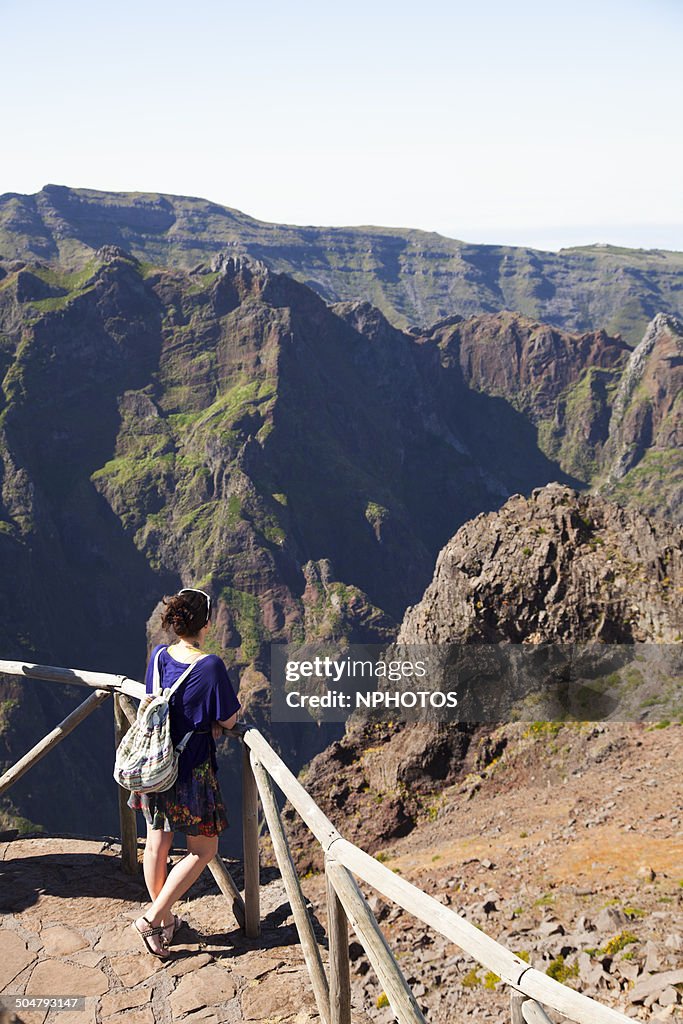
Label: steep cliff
xmin=600 ymin=313 xmax=683 ymax=521
xmin=415 ymin=310 xmax=682 ymax=517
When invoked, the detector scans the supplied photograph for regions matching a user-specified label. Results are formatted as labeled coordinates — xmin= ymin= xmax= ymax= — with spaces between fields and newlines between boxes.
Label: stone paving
xmin=0 ymin=836 xmax=371 ymax=1024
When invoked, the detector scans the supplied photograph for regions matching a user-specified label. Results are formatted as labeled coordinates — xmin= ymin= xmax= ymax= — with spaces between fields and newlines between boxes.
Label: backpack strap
xmin=152 ymin=646 xmax=167 ymax=697
xmin=175 ymin=729 xmax=196 ymax=754
xmin=150 ymin=648 xmax=209 ymax=754
xmin=164 ymin=653 xmax=209 ymax=700
xmin=151 ymin=647 xmax=209 ymax=699
xmin=164 ymin=653 xmax=210 ymax=754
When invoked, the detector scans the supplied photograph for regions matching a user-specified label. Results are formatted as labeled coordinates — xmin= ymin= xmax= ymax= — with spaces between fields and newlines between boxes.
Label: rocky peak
xmin=399 ymin=483 xmax=682 ymax=644
xmin=94 ymin=245 xmax=139 ymax=265
xmin=603 ymin=312 xmax=683 ymax=482
xmin=211 ymin=250 xmax=269 ymax=278
xmin=284 ymin=486 xmax=681 ymax=866
xmin=329 ymin=299 xmax=401 ymax=344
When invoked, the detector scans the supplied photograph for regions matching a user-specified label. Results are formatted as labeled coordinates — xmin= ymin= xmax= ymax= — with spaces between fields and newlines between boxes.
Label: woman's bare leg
xmin=136 ymin=833 xmax=218 ymax=937
xmin=142 ymin=825 xmax=175 ymax=927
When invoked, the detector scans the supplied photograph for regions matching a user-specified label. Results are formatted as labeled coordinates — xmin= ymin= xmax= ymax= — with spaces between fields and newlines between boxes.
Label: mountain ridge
xmin=3 ymin=184 xmax=683 ymax=344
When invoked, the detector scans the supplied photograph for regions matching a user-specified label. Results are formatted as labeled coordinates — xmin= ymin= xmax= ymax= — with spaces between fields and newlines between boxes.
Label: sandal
xmin=162 ymin=914 xmax=187 ymax=945
xmin=131 ymin=915 xmax=171 ymax=959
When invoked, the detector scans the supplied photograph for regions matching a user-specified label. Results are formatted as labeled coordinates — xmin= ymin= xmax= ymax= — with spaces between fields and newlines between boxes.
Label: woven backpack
xmin=113 ymin=646 xmax=208 ymax=793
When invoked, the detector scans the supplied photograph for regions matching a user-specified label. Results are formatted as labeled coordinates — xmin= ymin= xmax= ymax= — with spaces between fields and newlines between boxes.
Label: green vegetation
xmin=602 ymin=448 xmax=683 ymax=523
xmin=186 ymin=270 xmax=221 ymax=294
xmin=196 ymin=377 xmax=276 ymax=428
xmin=460 ymin=966 xmax=501 ymax=989
xmin=178 ymin=501 xmax=216 ymax=532
xmin=0 ymin=696 xmax=19 ymax=729
xmin=24 ymin=259 xmax=107 ymax=313
xmin=525 ymin=722 xmax=563 ymax=738
xmin=551 ymin=366 xmax=619 ymax=480
xmin=226 ymin=494 xmax=242 ymax=528
xmin=425 ymin=801 xmax=439 ymax=821
xmin=0 ymin=803 xmax=45 ymax=835
xmin=376 ymin=993 xmax=389 ymax=1008
xmin=167 ymin=410 xmax=205 ymax=431
xmin=365 ymin=500 xmax=389 ymax=525
xmin=546 ymin=955 xmax=579 ymax=983
xmin=534 ymin=893 xmax=555 ymax=907
xmin=221 ymin=585 xmax=265 ymax=659
xmin=599 ymin=931 xmax=638 ymax=956
xmin=92 ymin=450 xmax=174 ymax=487
xmin=137 ymin=260 xmax=162 ymax=279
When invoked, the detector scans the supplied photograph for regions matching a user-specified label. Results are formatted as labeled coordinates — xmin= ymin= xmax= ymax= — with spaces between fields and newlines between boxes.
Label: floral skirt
xmin=127 ymin=758 xmax=229 ymax=836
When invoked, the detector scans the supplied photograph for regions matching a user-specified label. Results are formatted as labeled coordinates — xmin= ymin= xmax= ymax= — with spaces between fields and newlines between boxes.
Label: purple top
xmin=145 ymin=644 xmax=241 ymax=784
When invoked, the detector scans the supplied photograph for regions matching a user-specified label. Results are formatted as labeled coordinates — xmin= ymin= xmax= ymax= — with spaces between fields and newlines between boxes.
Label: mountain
xmin=3 ymin=184 xmax=683 ymax=344
xmin=287 ymin=484 xmax=682 ymax=863
xmin=398 ymin=483 xmax=682 ymax=645
xmin=0 ymin=245 xmax=679 ymax=840
xmin=600 ymin=313 xmax=683 ymax=520
xmin=418 ymin=310 xmax=683 ymax=521
xmin=0 ymin=248 xmax=565 ymax=838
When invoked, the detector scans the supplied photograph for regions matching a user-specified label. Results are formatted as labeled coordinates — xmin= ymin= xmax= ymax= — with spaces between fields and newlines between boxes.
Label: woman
xmin=128 ymin=587 xmax=241 ymax=958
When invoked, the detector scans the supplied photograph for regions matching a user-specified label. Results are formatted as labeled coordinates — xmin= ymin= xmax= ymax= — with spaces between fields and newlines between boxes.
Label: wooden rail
xmin=0 ymin=658 xmax=639 ymax=1024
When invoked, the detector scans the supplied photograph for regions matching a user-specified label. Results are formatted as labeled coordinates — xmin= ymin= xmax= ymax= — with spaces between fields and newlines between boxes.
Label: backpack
xmin=113 ymin=646 xmax=208 ymax=793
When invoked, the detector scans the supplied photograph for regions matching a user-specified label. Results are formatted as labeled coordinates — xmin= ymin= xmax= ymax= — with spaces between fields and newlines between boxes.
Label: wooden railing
xmin=0 ymin=658 xmax=639 ymax=1024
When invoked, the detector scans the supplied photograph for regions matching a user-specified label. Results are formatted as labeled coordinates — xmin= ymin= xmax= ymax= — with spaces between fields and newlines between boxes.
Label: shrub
xmin=546 ymin=955 xmax=579 ymax=983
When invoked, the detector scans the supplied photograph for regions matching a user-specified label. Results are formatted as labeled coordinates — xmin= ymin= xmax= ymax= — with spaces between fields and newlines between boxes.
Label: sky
xmin=3 ymin=0 xmax=682 ymax=252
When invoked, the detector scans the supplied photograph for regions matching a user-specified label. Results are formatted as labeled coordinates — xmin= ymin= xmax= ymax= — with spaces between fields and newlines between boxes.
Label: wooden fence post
xmin=325 ymin=858 xmax=427 ymax=1024
xmin=242 ymin=740 xmax=261 ymax=938
xmin=113 ymin=692 xmax=139 ymax=875
xmin=510 ymin=989 xmax=526 ymax=1024
xmin=250 ymin=753 xmax=330 ymax=1024
xmin=522 ymin=1000 xmax=553 ymax=1024
xmin=207 ymin=854 xmax=246 ymax=930
xmin=326 ymin=857 xmax=352 ymax=1024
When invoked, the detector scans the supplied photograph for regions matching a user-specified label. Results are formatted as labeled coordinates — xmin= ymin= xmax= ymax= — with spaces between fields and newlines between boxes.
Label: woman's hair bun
xmin=161 ymin=592 xmax=209 ymax=637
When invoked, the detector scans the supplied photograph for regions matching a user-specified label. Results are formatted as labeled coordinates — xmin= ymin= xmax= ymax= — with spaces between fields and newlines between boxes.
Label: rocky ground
xmin=296 ymin=719 xmax=682 ymax=1023
xmin=0 ymin=834 xmax=371 ymax=1024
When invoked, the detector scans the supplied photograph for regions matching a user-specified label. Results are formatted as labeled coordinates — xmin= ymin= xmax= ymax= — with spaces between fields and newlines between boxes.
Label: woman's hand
xmin=211 ymin=721 xmax=224 ymax=741
xmin=138 ymin=694 xmax=155 ymax=716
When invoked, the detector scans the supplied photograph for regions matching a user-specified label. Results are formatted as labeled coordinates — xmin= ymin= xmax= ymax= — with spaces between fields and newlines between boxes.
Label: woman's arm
xmin=209 ymin=658 xmax=241 ymax=737
xmin=212 ymin=712 xmax=238 ymax=737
